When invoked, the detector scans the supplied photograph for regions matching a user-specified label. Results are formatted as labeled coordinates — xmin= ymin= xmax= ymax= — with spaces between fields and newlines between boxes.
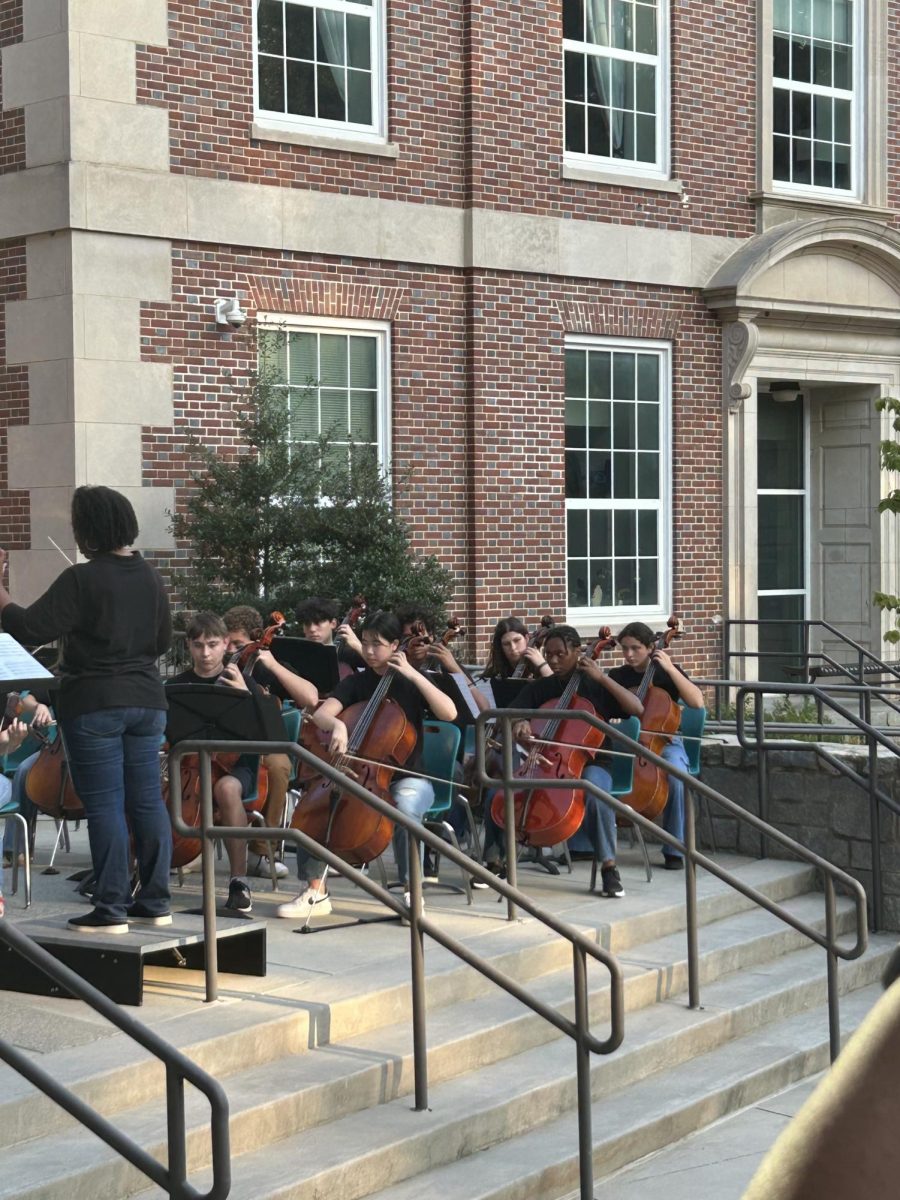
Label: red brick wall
xmin=0 ymin=238 xmax=31 ymax=548
xmin=141 ymin=244 xmax=723 ymax=676
xmin=0 ymin=0 xmax=25 ymax=176
xmin=137 ymin=1 xmax=757 ymax=236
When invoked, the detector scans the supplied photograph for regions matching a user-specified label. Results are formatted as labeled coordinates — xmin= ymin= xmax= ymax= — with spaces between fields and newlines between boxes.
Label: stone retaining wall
xmin=700 ymin=740 xmax=900 ymax=931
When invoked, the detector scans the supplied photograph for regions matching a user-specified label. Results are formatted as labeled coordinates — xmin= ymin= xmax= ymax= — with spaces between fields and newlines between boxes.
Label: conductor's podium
xmin=0 ymin=912 xmax=266 ymax=1005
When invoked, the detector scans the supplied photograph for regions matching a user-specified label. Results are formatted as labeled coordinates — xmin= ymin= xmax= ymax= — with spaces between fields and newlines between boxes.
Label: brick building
xmin=1 ymin=0 xmax=899 ymax=677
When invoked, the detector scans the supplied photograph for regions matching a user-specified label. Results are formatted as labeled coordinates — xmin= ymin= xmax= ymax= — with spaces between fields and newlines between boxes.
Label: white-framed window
xmin=562 ymin=0 xmax=670 ymax=180
xmin=565 ymin=337 xmax=671 ymax=625
xmin=257 ymin=314 xmax=391 ymax=475
xmin=772 ymin=0 xmax=862 ymax=196
xmin=254 ymin=0 xmax=386 ymax=142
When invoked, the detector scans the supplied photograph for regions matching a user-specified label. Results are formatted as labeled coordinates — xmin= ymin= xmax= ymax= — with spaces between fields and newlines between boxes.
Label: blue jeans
xmin=60 ymin=707 xmax=170 ymax=922
xmin=482 ymin=763 xmax=616 ymax=863
xmin=295 ymin=775 xmax=434 ymax=887
xmin=660 ymin=738 xmax=689 ymax=860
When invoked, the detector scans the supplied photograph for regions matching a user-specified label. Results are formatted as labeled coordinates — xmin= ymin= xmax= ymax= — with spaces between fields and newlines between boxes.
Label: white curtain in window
xmin=318 ymin=9 xmax=347 ymax=101
xmin=585 ymin=0 xmax=624 ymax=152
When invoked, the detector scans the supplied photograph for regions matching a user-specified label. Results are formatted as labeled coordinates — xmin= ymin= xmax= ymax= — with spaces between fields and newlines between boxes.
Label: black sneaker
xmin=126 ymin=902 xmax=173 ymax=926
xmin=423 ymin=851 xmax=439 ymax=884
xmin=663 ymin=856 xmax=685 ymax=871
xmin=67 ymin=910 xmax=129 ymax=934
xmin=225 ymin=878 xmax=252 ymax=914
xmin=600 ymin=865 xmax=625 ymax=898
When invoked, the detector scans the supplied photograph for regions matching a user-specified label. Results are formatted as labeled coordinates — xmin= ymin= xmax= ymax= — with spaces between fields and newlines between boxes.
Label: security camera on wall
xmin=214 ymin=297 xmax=248 ymax=328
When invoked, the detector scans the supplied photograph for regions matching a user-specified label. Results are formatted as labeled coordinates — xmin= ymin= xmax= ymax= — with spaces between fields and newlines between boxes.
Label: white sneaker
xmin=401 ymin=891 xmax=425 ymax=924
xmin=275 ymin=887 xmax=332 ymax=919
xmin=247 ymin=852 xmax=289 ymax=879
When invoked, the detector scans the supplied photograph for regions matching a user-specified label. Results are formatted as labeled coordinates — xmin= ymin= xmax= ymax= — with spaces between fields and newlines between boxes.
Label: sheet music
xmin=0 ymin=634 xmax=54 ymax=683
xmin=450 ymin=670 xmax=482 ymax=720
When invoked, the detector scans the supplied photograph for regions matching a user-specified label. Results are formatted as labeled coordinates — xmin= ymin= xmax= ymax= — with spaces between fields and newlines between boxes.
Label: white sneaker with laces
xmin=276 ymin=887 xmax=332 ymax=919
xmin=247 ymin=852 xmax=289 ymax=879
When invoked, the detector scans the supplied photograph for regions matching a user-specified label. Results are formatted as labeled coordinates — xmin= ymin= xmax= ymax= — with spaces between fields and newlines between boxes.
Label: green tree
xmin=169 ymin=367 xmax=455 ymax=619
xmin=874 ymin=395 xmax=900 ymax=644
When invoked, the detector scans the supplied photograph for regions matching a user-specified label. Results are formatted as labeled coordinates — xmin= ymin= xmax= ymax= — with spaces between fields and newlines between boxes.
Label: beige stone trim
xmin=75 ymin=34 xmax=137 ymax=105
xmin=69 ymin=0 xmax=169 ymax=47
xmin=1 ymin=33 xmax=70 ymax=109
xmin=561 ymin=164 xmax=684 ymax=194
xmin=250 ymin=121 xmax=399 ymax=158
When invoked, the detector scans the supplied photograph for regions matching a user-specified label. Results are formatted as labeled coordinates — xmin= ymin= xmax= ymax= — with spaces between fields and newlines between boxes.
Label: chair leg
xmin=442 ymin=820 xmax=472 ymax=905
xmin=9 ymin=813 xmax=31 ymax=907
xmin=47 ymin=820 xmax=67 ymax=871
xmin=633 ymin=823 xmax=653 ymax=883
xmin=457 ymin=795 xmax=482 ymax=861
xmin=561 ymin=842 xmax=573 ymax=874
xmin=589 ymin=857 xmax=598 ymax=892
xmin=695 ymin=786 xmax=717 ymax=853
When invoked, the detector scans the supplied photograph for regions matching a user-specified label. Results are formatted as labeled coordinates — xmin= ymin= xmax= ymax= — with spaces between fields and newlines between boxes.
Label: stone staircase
xmin=0 ymin=858 xmax=892 ymax=1200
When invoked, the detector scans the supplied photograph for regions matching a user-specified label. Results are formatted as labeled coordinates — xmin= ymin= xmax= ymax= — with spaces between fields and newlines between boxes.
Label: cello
xmin=291 ymin=626 xmax=421 ymax=866
xmin=336 ymin=595 xmax=367 ymax=679
xmin=491 ymin=627 xmax=617 ymax=848
xmin=618 ymin=616 xmax=684 ymax=822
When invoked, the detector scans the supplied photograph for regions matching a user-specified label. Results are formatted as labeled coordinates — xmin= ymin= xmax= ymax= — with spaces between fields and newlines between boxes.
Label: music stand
xmin=490 ymin=678 xmax=530 ymax=708
xmin=269 ymin=638 xmax=340 ymax=696
xmin=165 ymin=684 xmax=284 ymax=745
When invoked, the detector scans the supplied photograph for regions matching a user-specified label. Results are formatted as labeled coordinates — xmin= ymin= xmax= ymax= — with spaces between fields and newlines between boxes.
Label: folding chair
xmin=0 ymin=783 xmax=31 ymax=908
xmin=679 ymin=704 xmax=712 ymax=850
xmin=421 ymin=720 xmax=473 ymax=903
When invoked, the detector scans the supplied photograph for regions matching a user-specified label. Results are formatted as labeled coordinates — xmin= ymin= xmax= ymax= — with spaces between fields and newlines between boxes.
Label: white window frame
xmin=565 ymin=335 xmax=672 ymax=629
xmin=562 ymin=0 xmax=671 ymax=182
xmin=769 ymin=0 xmax=865 ymax=202
xmin=256 ymin=312 xmax=392 ymax=474
xmin=252 ymin=0 xmax=388 ymax=146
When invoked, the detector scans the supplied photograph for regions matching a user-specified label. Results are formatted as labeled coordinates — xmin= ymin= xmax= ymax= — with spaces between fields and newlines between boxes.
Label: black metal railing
xmin=478 ymin=708 xmax=867 ymax=1070
xmin=0 ymin=920 xmax=230 ymax=1200
xmin=168 ymin=738 xmax=625 ymax=1200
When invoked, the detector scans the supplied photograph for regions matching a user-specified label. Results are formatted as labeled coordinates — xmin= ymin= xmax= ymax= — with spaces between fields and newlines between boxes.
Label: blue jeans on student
xmin=295 ymin=775 xmax=434 ymax=888
xmin=482 ymin=763 xmax=616 ymax=864
xmin=660 ymin=738 xmax=690 ymax=861
xmin=60 ymin=707 xmax=170 ymax=922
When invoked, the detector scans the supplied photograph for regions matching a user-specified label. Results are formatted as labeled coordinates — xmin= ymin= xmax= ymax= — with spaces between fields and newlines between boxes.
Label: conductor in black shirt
xmin=0 ymin=486 xmax=173 ymax=934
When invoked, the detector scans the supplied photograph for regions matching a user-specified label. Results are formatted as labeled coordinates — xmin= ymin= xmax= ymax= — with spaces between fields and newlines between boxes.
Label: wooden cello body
xmin=619 ymin=617 xmax=683 ymax=821
xmin=491 ymin=628 xmax=615 ymax=848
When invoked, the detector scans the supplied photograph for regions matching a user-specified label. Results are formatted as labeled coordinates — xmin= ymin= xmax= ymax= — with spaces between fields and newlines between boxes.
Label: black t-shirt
xmin=330 ymin=667 xmax=425 ymax=771
xmin=512 ymin=670 xmax=632 ymax=765
xmin=2 ymin=553 xmax=171 ymax=721
xmin=608 ymin=663 xmax=686 ymax=702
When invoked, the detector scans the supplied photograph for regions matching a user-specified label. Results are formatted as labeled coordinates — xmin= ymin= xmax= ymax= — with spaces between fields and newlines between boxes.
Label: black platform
xmin=0 ymin=913 xmax=266 ymax=1006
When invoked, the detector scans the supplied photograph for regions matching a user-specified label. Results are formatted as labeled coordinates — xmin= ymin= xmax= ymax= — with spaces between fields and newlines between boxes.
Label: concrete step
xmin=361 ymin=982 xmax=885 ymax=1200
xmin=0 ymin=858 xmax=816 ymax=1150
xmin=3 ymin=911 xmax=889 ymax=1200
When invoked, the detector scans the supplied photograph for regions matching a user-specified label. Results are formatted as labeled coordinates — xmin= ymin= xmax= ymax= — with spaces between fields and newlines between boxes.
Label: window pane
xmin=565 ymin=51 xmax=585 ymax=101
xmin=613 ymin=452 xmax=635 ymax=498
xmin=637 ymin=403 xmax=659 ymax=449
xmin=758 ymin=594 xmax=806 ymax=683
xmin=568 ymin=509 xmax=588 ymax=558
xmin=349 ymin=391 xmax=375 ymax=440
xmin=814 ymin=93 xmax=832 ymax=138
xmin=588 ymin=350 xmax=611 ymax=397
xmin=563 ymin=0 xmax=585 ymax=41
xmin=833 ymin=97 xmax=850 ymax=141
xmin=589 ymin=559 xmax=612 ymax=607
xmin=612 ymin=0 xmax=633 ymax=50
xmin=285 ymin=3 xmax=313 ymax=58
xmin=289 ymin=332 xmax=317 ymax=382
xmin=566 ymin=450 xmax=587 ymax=498
xmin=259 ymin=56 xmax=285 ymax=111
xmin=773 ymin=87 xmax=790 ymax=133
xmin=793 ymin=0 xmax=812 ymax=36
xmin=635 ymin=115 xmax=655 ymax=162
xmin=587 ymin=106 xmax=611 ymax=157
xmin=566 ymin=348 xmax=587 ymax=396
xmin=612 ymin=353 xmax=635 ymax=400
xmin=258 ymin=0 xmax=284 ymax=54
xmin=773 ymin=0 xmax=790 ymax=31
xmin=792 ymin=90 xmax=811 ymax=138
xmin=614 ymin=559 xmax=637 ymax=605
xmin=638 ymin=509 xmax=657 ymax=555
xmin=636 ymin=353 xmax=658 ymax=402
xmin=791 ymin=35 xmax=811 ymax=82
xmin=813 ymin=0 xmax=832 ymax=39
xmin=610 ymin=57 xmax=633 ymax=108
xmin=347 ymin=69 xmax=372 ymax=124
xmin=614 ymin=509 xmax=636 ymax=554
xmin=589 ymin=451 xmax=612 ymax=498
xmin=287 ymin=60 xmax=315 ymax=116
xmin=832 ymin=42 xmax=851 ymax=88
xmin=320 ymin=389 xmax=349 ymax=437
xmin=259 ymin=330 xmax=287 ymax=383
xmin=590 ymin=509 xmax=612 ymax=557
xmin=319 ymin=335 xmax=348 ymax=386
xmin=758 ymin=495 xmax=805 ymax=590
xmin=349 ymin=336 xmax=376 ymax=388
xmin=318 ymin=64 xmax=346 ymax=120
xmin=634 ymin=2 xmax=657 ymax=53
xmin=289 ymin=388 xmax=318 ymax=439
xmin=566 ymin=103 xmax=586 ymax=153
xmin=586 ymin=55 xmax=609 ymax=105
xmin=813 ymin=141 xmax=833 ymax=187
xmin=613 ymin=401 xmax=635 ymax=449
xmin=566 ymin=399 xmax=587 ymax=446
xmin=568 ymin=560 xmax=589 ymax=607
xmin=773 ymin=133 xmax=791 ymax=180
xmin=635 ymin=63 xmax=655 ymax=113
xmin=791 ymin=137 xmax=812 ymax=184
xmin=813 ymin=40 xmax=832 ymax=86
xmin=833 ymin=141 xmax=850 ymax=189
xmin=346 ymin=14 xmax=371 ymax=68
xmin=317 ymin=9 xmax=345 ymax=64
xmin=637 ymin=451 xmax=659 ymax=498
xmin=588 ymin=401 xmax=611 ymax=448
xmin=833 ymin=0 xmax=851 ymax=42
xmin=773 ymin=33 xmax=790 ymax=79
xmin=638 ymin=558 xmax=658 ymax=605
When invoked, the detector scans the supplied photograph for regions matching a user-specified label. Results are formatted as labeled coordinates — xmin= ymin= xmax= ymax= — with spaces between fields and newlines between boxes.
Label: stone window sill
xmin=562 ymin=163 xmax=684 ymax=194
xmin=251 ymin=122 xmax=399 ymax=158
xmin=749 ymin=190 xmax=893 ymax=221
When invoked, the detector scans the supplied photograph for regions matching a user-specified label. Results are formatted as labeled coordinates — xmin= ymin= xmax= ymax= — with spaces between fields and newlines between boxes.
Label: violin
xmin=491 ymin=627 xmax=617 ymax=848
xmin=337 ymin=595 xmax=367 ymax=680
xmin=618 ymin=616 xmax=683 ymax=821
xmin=291 ymin=630 xmax=419 ymax=866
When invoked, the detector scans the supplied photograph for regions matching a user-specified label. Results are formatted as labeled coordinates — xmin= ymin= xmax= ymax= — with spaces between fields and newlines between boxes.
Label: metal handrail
xmin=476 ymin=708 xmax=867 ymax=1070
xmin=710 ymin=679 xmax=900 ymax=931
xmin=0 ymin=920 xmax=230 ymax=1200
xmin=168 ymin=739 xmax=625 ymax=1200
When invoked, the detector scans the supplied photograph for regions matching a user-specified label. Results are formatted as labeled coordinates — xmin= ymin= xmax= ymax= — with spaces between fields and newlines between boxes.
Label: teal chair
xmin=679 ymin=704 xmax=713 ymax=850
xmin=0 ymin=785 xmax=31 ymax=908
xmin=421 ymin=720 xmax=473 ymax=904
xmin=585 ymin=715 xmax=645 ymax=890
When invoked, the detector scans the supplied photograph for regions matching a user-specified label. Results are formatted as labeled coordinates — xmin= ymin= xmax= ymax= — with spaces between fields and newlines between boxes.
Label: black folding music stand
xmin=269 ymin=638 xmax=340 ymax=695
xmin=165 ymin=684 xmax=284 ymax=745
